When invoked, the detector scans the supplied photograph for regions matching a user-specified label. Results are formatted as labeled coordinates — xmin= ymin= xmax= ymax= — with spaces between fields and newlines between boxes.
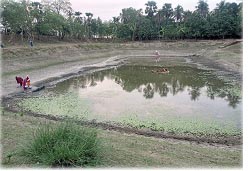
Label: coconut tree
xmin=195 ymin=0 xmax=209 ymax=18
xmin=162 ymin=3 xmax=173 ymax=26
xmin=174 ymin=5 xmax=184 ymax=23
xmin=145 ymin=1 xmax=157 ymax=18
xmin=85 ymin=12 xmax=93 ymax=39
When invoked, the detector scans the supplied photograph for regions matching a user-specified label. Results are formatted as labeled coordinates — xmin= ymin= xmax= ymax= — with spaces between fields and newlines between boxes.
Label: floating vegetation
xmin=19 ymin=92 xmax=91 ymax=119
xmin=121 ymin=115 xmax=241 ymax=137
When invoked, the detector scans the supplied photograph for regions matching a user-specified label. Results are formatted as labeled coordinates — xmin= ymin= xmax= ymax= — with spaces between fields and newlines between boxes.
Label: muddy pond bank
xmin=2 ymin=40 xmax=242 ymax=146
xmin=2 ymin=62 xmax=242 ymax=145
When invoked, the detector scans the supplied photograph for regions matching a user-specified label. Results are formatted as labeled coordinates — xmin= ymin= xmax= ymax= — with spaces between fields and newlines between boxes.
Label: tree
xmin=85 ymin=12 xmax=93 ymax=39
xmin=210 ymin=1 xmax=241 ymax=39
xmin=154 ymin=9 xmax=163 ymax=35
xmin=117 ymin=24 xmax=131 ymax=40
xmin=120 ymin=7 xmax=141 ymax=41
xmin=112 ymin=17 xmax=120 ymax=38
xmin=184 ymin=12 xmax=208 ymax=39
xmin=195 ymin=0 xmax=209 ymax=18
xmin=96 ymin=17 xmax=104 ymax=38
xmin=30 ymin=2 xmax=44 ymax=40
xmin=0 ymin=0 xmax=242 ymax=42
xmin=174 ymin=5 xmax=184 ymax=23
xmin=68 ymin=11 xmax=85 ymax=39
xmin=51 ymin=0 xmax=72 ymax=15
xmin=162 ymin=3 xmax=173 ymax=26
xmin=1 ymin=0 xmax=34 ymax=41
xmin=137 ymin=16 xmax=156 ymax=40
xmin=236 ymin=2 xmax=242 ymax=37
xmin=145 ymin=1 xmax=157 ymax=18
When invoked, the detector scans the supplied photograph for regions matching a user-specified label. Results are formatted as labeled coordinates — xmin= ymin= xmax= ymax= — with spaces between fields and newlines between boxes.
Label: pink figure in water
xmin=154 ymin=50 xmax=160 ymax=63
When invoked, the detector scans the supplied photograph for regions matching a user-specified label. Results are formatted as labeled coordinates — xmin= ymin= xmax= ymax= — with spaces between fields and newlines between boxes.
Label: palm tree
xmin=162 ymin=3 xmax=173 ymax=25
xmin=174 ymin=5 xmax=184 ymax=23
xmin=154 ymin=9 xmax=163 ymax=39
xmin=145 ymin=1 xmax=157 ymax=18
xmin=113 ymin=16 xmax=120 ymax=23
xmin=182 ymin=10 xmax=192 ymax=22
xmin=85 ymin=12 xmax=93 ymax=39
xmin=196 ymin=0 xmax=209 ymax=18
xmin=74 ymin=11 xmax=82 ymax=23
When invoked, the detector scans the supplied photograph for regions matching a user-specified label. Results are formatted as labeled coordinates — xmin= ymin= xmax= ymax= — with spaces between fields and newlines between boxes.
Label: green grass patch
xmin=20 ymin=122 xmax=101 ymax=167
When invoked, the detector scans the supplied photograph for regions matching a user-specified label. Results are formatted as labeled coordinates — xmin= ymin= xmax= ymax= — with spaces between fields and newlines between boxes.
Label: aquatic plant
xmin=19 ymin=92 xmax=91 ymax=119
xmin=121 ymin=115 xmax=241 ymax=137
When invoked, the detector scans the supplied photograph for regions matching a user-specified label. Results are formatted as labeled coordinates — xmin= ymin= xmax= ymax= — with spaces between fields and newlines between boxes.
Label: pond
xmin=21 ymin=65 xmax=242 ymax=136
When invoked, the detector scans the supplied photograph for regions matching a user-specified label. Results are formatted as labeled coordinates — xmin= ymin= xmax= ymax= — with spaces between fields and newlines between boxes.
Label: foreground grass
xmin=20 ymin=122 xmax=100 ymax=167
xmin=1 ymin=111 xmax=242 ymax=168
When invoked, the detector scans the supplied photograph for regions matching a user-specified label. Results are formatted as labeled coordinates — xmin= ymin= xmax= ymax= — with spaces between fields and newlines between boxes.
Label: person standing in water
xmin=154 ymin=50 xmax=160 ymax=63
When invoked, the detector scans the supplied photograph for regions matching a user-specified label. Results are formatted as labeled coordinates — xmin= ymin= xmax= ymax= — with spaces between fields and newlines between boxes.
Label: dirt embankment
xmin=1 ymin=40 xmax=243 ymax=146
xmin=2 ymin=40 xmax=242 ymax=97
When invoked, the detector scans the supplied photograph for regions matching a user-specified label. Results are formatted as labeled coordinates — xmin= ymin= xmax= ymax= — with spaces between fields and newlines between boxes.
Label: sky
xmin=70 ymin=0 xmax=242 ymax=21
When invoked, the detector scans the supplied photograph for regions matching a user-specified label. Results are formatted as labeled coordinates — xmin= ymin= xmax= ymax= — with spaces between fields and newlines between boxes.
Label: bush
xmin=21 ymin=122 xmax=101 ymax=167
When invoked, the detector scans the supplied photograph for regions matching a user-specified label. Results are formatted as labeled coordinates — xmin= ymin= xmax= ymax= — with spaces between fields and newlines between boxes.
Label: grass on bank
xmin=1 ymin=111 xmax=242 ymax=168
xmin=19 ymin=122 xmax=101 ymax=167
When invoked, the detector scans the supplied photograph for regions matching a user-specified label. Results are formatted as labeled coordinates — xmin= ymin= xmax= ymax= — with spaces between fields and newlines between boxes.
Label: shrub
xmin=21 ymin=122 xmax=101 ymax=167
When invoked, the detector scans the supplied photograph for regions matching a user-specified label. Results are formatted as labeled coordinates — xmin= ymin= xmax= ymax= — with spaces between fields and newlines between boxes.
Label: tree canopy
xmin=1 ymin=0 xmax=242 ymax=41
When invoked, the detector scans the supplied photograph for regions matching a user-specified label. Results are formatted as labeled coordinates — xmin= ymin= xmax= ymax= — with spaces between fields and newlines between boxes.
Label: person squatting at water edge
xmin=16 ymin=76 xmax=23 ymax=87
xmin=16 ymin=75 xmax=32 ymax=90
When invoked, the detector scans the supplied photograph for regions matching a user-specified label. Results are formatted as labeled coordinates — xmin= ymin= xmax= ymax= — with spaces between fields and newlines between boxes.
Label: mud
xmin=1 ymin=40 xmax=242 ymax=146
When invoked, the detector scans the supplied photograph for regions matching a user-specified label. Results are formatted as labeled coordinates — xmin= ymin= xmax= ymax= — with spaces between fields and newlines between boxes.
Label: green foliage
xmin=145 ymin=1 xmax=157 ymax=18
xmin=137 ymin=17 xmax=155 ymax=40
xmin=196 ymin=0 xmax=209 ymax=18
xmin=0 ymin=0 xmax=242 ymax=41
xmin=117 ymin=24 xmax=131 ymax=40
xmin=1 ymin=0 xmax=31 ymax=33
xmin=20 ymin=122 xmax=101 ymax=167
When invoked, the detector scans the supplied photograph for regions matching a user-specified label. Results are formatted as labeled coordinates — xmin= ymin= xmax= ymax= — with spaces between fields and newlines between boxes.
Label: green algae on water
xmin=121 ymin=115 xmax=241 ymax=137
xmin=19 ymin=92 xmax=91 ymax=119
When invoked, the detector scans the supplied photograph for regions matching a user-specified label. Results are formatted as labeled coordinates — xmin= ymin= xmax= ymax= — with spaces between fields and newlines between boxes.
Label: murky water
xmin=44 ymin=65 xmax=242 ymax=128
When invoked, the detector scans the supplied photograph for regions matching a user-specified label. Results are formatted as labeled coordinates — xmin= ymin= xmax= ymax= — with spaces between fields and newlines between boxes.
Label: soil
xmin=1 ymin=39 xmax=243 ymax=146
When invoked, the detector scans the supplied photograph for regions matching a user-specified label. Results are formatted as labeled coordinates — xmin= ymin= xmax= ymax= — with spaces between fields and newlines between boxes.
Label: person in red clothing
xmin=22 ymin=75 xmax=31 ymax=90
xmin=22 ymin=78 xmax=27 ymax=90
xmin=16 ymin=76 xmax=23 ymax=87
xmin=26 ymin=75 xmax=31 ymax=88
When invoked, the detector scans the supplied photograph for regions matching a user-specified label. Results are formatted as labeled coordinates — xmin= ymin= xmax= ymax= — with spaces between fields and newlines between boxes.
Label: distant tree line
xmin=0 ymin=0 xmax=242 ymax=41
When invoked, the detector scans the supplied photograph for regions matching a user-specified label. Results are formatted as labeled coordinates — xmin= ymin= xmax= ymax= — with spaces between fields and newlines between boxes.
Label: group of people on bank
xmin=16 ymin=75 xmax=31 ymax=90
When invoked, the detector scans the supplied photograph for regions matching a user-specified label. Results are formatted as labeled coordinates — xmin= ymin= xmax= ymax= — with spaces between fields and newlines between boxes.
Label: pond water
xmin=43 ymin=65 xmax=242 ymax=128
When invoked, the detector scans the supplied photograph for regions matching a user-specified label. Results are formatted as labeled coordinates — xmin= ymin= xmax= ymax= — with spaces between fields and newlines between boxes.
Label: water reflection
xmin=143 ymin=83 xmax=154 ymax=99
xmin=51 ymin=65 xmax=241 ymax=109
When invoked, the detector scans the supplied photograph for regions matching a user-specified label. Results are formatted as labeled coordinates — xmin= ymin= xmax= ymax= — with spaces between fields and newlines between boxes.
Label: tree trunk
xmin=132 ymin=31 xmax=135 ymax=41
xmin=21 ymin=29 xmax=24 ymax=43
